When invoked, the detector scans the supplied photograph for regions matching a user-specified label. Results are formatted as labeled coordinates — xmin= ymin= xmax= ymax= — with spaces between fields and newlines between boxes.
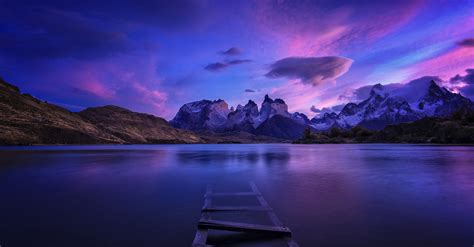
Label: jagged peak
xmin=246 ymin=99 xmax=257 ymax=106
xmin=324 ymin=112 xmax=338 ymax=118
xmin=428 ymin=80 xmax=442 ymax=90
xmin=426 ymin=80 xmax=446 ymax=97
xmin=274 ymin=98 xmax=286 ymax=104
xmin=186 ymin=98 xmax=228 ymax=106
xmin=342 ymin=102 xmax=358 ymax=110
xmin=369 ymin=83 xmax=384 ymax=96
xmin=263 ymin=94 xmax=273 ymax=103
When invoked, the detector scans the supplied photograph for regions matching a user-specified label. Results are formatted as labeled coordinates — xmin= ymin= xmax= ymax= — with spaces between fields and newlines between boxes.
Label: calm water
xmin=0 ymin=144 xmax=473 ymax=247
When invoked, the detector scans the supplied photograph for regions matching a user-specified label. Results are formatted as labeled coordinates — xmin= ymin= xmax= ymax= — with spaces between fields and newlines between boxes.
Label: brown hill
xmin=0 ymin=77 xmax=202 ymax=145
xmin=79 ymin=105 xmax=202 ymax=144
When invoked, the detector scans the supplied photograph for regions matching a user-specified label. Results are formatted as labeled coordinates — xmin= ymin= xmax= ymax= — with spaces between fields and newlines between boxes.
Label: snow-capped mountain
xmin=170 ymin=99 xmax=230 ymax=131
xmin=171 ymin=95 xmax=309 ymax=139
xmin=311 ymin=78 xmax=474 ymax=130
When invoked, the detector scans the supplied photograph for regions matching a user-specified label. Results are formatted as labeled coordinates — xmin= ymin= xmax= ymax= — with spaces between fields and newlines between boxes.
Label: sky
xmin=1 ymin=0 xmax=473 ymax=119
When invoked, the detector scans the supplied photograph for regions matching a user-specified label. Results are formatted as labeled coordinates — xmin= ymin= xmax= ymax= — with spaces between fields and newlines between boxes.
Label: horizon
xmin=1 ymin=0 xmax=473 ymax=120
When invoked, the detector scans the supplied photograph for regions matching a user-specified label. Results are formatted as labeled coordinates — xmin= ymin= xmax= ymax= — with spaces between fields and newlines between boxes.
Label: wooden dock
xmin=192 ymin=182 xmax=299 ymax=247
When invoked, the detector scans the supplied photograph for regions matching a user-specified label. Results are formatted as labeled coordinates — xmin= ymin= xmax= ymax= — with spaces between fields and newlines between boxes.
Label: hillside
xmin=0 ymin=78 xmax=202 ymax=145
xmin=79 ymin=105 xmax=202 ymax=144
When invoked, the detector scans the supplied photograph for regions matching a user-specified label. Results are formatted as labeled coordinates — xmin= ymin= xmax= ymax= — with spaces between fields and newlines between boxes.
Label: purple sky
xmin=1 ymin=0 xmax=473 ymax=119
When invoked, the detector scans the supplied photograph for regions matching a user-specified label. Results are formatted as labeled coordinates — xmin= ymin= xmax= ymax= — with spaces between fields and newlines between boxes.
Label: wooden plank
xmin=191 ymin=228 xmax=213 ymax=247
xmin=194 ymin=183 xmax=299 ymax=247
xmin=192 ymin=185 xmax=213 ymax=247
xmin=205 ymin=192 xmax=260 ymax=197
xmin=250 ymin=182 xmax=300 ymax=247
xmin=198 ymin=219 xmax=292 ymax=236
xmin=202 ymin=206 xmax=272 ymax=212
xmin=250 ymin=182 xmax=284 ymax=227
xmin=286 ymin=239 xmax=300 ymax=247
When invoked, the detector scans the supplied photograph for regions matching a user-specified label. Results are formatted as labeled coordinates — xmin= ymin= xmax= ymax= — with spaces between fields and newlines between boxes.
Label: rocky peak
xmin=427 ymin=80 xmax=445 ymax=97
xmin=274 ymin=98 xmax=286 ymax=104
xmin=259 ymin=94 xmax=290 ymax=120
xmin=369 ymin=83 xmax=386 ymax=97
xmin=241 ymin=100 xmax=259 ymax=114
xmin=311 ymin=77 xmax=474 ymax=131
xmin=323 ymin=112 xmax=338 ymax=119
xmin=171 ymin=99 xmax=229 ymax=131
xmin=292 ymin=112 xmax=310 ymax=124
xmin=340 ymin=103 xmax=359 ymax=116
xmin=263 ymin=94 xmax=273 ymax=104
xmin=245 ymin=99 xmax=257 ymax=107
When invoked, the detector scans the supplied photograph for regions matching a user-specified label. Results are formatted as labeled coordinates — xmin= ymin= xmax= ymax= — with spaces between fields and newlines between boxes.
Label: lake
xmin=0 ymin=144 xmax=473 ymax=246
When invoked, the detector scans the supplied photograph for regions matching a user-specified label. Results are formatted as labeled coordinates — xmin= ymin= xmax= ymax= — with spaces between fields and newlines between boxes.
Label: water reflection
xmin=176 ymin=148 xmax=290 ymax=166
xmin=0 ymin=144 xmax=473 ymax=247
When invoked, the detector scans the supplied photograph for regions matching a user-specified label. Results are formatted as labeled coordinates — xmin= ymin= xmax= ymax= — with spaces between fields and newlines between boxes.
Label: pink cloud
xmin=251 ymin=1 xmax=424 ymax=57
xmin=27 ymin=49 xmax=174 ymax=117
xmin=80 ymin=79 xmax=116 ymax=99
xmin=132 ymin=82 xmax=169 ymax=115
xmin=409 ymin=46 xmax=474 ymax=81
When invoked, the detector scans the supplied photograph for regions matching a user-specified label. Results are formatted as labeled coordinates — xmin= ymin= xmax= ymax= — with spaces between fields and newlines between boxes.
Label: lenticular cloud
xmin=266 ymin=56 xmax=353 ymax=86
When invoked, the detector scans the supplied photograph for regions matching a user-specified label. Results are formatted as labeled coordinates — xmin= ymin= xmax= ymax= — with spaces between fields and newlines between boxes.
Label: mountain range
xmin=1 ymin=75 xmax=473 ymax=145
xmin=170 ymin=77 xmax=474 ymax=138
xmin=170 ymin=95 xmax=310 ymax=139
xmin=311 ymin=77 xmax=474 ymax=130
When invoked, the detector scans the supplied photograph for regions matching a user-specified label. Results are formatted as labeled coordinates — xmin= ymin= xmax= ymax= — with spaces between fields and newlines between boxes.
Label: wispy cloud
xmin=204 ymin=62 xmax=228 ymax=71
xmin=220 ymin=47 xmax=242 ymax=56
xmin=205 ymin=59 xmax=252 ymax=72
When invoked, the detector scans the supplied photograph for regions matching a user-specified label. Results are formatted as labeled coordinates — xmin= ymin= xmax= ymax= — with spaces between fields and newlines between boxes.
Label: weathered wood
xmin=192 ymin=185 xmax=213 ymax=246
xmin=286 ymin=239 xmax=300 ymax=247
xmin=202 ymin=206 xmax=272 ymax=212
xmin=250 ymin=182 xmax=300 ymax=247
xmin=192 ymin=183 xmax=299 ymax=247
xmin=250 ymin=182 xmax=284 ymax=227
xmin=205 ymin=192 xmax=260 ymax=197
xmin=191 ymin=230 xmax=213 ymax=247
xmin=198 ymin=219 xmax=292 ymax=236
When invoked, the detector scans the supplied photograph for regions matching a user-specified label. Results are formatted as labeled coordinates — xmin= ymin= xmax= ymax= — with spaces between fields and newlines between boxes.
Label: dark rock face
xmin=292 ymin=112 xmax=311 ymax=125
xmin=421 ymin=81 xmax=473 ymax=117
xmin=259 ymin=94 xmax=291 ymax=121
xmin=255 ymin=115 xmax=307 ymax=139
xmin=225 ymin=100 xmax=259 ymax=132
xmin=311 ymin=112 xmax=338 ymax=129
xmin=311 ymin=80 xmax=474 ymax=130
xmin=0 ymin=78 xmax=202 ymax=145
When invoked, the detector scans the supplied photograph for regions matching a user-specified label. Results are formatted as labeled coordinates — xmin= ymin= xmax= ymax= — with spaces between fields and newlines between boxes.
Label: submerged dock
xmin=192 ymin=182 xmax=299 ymax=247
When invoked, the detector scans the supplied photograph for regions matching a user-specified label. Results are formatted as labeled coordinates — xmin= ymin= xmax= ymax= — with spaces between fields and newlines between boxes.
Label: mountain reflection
xmin=176 ymin=149 xmax=290 ymax=165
